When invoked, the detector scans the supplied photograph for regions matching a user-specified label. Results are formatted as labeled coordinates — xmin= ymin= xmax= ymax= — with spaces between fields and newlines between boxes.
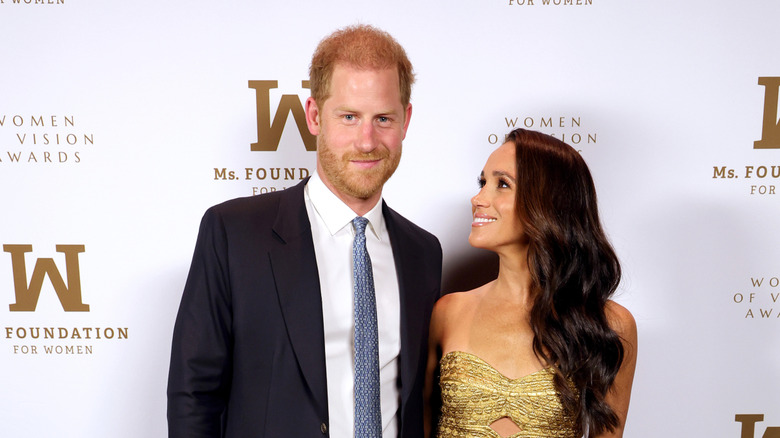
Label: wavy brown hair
xmin=506 ymin=128 xmax=624 ymax=436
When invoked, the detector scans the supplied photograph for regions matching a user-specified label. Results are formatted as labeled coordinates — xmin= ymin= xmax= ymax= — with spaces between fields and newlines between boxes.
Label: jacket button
xmin=320 ymin=423 xmax=327 ymax=434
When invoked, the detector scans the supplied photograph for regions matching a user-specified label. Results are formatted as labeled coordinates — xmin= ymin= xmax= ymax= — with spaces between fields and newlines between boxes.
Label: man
xmin=167 ymin=25 xmax=442 ymax=438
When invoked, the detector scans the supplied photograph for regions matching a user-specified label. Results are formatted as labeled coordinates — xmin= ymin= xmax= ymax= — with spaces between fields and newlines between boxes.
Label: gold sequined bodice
xmin=437 ymin=351 xmax=577 ymax=438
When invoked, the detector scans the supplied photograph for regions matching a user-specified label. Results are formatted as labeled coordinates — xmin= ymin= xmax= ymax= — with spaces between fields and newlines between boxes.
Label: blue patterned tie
xmin=352 ymin=216 xmax=382 ymax=437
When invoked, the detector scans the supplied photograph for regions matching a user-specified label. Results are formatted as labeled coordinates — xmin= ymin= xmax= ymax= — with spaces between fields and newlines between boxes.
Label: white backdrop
xmin=1 ymin=1 xmax=779 ymax=437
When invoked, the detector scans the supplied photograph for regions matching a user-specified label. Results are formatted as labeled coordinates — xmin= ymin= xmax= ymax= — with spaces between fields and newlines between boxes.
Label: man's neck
xmin=317 ymin=176 xmax=382 ymax=217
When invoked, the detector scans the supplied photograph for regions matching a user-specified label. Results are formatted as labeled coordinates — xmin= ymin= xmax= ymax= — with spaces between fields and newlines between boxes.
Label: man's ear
xmin=305 ymin=97 xmax=321 ymax=135
xmin=401 ymin=102 xmax=412 ymax=140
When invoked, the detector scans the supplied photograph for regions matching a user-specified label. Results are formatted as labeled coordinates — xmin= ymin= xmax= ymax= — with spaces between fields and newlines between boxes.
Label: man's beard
xmin=317 ymin=137 xmax=402 ymax=200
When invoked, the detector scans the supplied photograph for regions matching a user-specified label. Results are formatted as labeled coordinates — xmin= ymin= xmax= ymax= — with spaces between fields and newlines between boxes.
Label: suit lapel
xmin=269 ymin=180 xmax=329 ymax=416
xmin=383 ymin=203 xmax=427 ymax=405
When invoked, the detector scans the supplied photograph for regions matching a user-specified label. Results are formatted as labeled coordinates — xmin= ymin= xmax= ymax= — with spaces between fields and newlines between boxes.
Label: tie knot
xmin=353 ymin=216 xmax=369 ymax=236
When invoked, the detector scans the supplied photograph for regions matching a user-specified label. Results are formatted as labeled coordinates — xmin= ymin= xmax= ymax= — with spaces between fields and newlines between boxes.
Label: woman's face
xmin=469 ymin=142 xmax=527 ymax=252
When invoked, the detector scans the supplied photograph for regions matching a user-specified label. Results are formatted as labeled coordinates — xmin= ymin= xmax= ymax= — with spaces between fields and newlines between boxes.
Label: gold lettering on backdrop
xmin=712 ymin=78 xmax=780 ymax=191
xmin=243 ymin=167 xmax=310 ymax=181
xmin=735 ymin=415 xmax=780 ymax=438
xmin=213 ymin=167 xmax=311 ymax=183
xmin=493 ymin=115 xmax=596 ymax=151
xmin=5 ymin=325 xmax=129 ymax=357
xmin=248 ymin=80 xmax=316 ymax=152
xmin=732 ymin=277 xmax=780 ymax=319
xmin=507 ymin=0 xmax=594 ymax=5
xmin=505 ymin=116 xmax=582 ymax=128
xmin=3 ymin=0 xmax=67 ymax=4
xmin=754 ymin=77 xmax=780 ymax=149
xmin=5 ymin=327 xmax=128 ymax=340
xmin=3 ymin=245 xmax=89 ymax=311
xmin=1 ymin=114 xmax=92 ymax=165
xmin=0 ymin=115 xmax=74 ymax=127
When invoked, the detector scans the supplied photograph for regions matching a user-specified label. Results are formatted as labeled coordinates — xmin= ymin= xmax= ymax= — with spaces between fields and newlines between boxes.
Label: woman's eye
xmin=498 ymin=179 xmax=510 ymax=188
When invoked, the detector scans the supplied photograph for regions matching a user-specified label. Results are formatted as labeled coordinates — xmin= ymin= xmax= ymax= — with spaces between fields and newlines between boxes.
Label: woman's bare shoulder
xmin=605 ymin=300 xmax=637 ymax=343
xmin=431 ymin=283 xmax=492 ymax=335
xmin=434 ymin=283 xmax=490 ymax=317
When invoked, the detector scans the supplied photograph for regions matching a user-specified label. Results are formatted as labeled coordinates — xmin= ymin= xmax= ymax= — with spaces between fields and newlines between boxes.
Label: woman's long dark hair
xmin=506 ymin=128 xmax=624 ymax=436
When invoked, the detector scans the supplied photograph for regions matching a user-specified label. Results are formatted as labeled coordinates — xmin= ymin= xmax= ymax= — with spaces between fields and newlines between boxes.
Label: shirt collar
xmin=305 ymin=172 xmax=385 ymax=240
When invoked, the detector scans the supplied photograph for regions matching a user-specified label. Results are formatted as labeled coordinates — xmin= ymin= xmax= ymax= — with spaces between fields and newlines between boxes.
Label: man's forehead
xmin=320 ymin=66 xmax=403 ymax=107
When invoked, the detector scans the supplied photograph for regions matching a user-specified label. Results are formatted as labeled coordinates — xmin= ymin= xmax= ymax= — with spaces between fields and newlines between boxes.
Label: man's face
xmin=306 ymin=64 xmax=412 ymax=206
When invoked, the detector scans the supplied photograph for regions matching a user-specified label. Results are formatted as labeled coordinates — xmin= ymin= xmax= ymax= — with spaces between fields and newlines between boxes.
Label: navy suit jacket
xmin=167 ymin=179 xmax=442 ymax=437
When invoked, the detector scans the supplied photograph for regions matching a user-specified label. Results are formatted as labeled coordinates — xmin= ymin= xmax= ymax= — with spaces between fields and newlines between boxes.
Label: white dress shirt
xmin=304 ymin=173 xmax=401 ymax=438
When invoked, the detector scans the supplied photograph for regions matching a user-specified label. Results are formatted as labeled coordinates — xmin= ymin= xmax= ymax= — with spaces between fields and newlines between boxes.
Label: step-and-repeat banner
xmin=1 ymin=1 xmax=778 ymax=437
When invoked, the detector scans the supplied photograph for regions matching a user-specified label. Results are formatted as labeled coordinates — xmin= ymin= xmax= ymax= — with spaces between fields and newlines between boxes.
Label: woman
xmin=425 ymin=129 xmax=637 ymax=438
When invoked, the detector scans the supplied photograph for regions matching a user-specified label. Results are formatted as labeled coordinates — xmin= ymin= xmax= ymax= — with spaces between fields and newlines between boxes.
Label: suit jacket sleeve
xmin=167 ymin=206 xmax=233 ymax=437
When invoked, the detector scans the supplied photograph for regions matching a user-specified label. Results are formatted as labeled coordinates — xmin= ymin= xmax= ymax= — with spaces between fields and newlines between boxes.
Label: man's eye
xmin=378 ymin=116 xmax=389 ymax=123
xmin=344 ymin=114 xmax=355 ymax=121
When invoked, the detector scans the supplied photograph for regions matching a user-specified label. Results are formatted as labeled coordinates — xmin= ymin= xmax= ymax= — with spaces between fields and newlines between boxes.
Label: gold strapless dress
xmin=437 ymin=351 xmax=577 ymax=438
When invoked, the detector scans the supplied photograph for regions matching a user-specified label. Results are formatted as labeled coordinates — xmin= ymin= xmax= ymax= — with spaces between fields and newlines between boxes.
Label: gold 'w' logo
xmin=248 ymin=80 xmax=316 ymax=152
xmin=4 ymin=244 xmax=89 ymax=312
xmin=755 ymin=77 xmax=780 ymax=149
xmin=736 ymin=415 xmax=780 ymax=438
